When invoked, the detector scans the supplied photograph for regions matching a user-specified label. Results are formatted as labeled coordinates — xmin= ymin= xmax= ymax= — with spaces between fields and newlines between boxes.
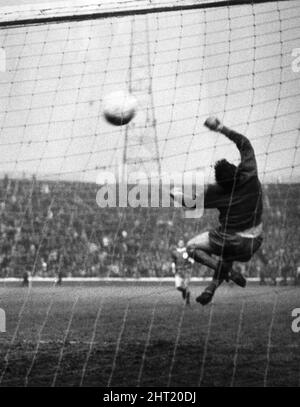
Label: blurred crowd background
xmin=0 ymin=175 xmax=299 ymax=285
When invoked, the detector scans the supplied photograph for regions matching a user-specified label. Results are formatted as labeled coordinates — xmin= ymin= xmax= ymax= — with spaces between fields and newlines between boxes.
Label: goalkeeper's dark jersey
xmin=204 ymin=127 xmax=263 ymax=233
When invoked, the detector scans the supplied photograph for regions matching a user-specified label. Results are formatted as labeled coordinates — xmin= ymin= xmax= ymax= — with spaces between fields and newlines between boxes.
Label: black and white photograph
xmin=0 ymin=0 xmax=299 ymax=393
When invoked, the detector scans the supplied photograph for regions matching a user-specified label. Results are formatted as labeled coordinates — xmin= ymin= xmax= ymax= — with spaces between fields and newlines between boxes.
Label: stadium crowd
xmin=0 ymin=175 xmax=299 ymax=284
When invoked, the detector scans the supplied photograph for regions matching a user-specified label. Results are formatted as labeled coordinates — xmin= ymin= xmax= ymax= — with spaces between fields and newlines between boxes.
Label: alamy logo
xmin=292 ymin=48 xmax=300 ymax=73
xmin=291 ymin=308 xmax=300 ymax=333
xmin=0 ymin=308 xmax=6 ymax=333
xmin=0 ymin=48 xmax=6 ymax=73
xmin=96 ymin=168 xmax=205 ymax=219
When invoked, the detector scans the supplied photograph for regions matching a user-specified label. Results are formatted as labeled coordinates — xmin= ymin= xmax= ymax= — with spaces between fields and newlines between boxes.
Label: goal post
xmin=0 ymin=0 xmax=289 ymax=26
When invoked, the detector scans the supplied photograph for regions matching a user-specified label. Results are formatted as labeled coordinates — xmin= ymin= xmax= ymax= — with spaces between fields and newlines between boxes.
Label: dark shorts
xmin=209 ymin=229 xmax=263 ymax=262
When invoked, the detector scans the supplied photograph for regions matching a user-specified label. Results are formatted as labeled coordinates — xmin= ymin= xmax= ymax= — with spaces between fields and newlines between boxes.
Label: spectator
xmin=0 ymin=176 xmax=298 ymax=282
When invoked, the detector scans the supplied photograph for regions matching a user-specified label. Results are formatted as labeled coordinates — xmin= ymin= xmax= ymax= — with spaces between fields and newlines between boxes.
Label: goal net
xmin=0 ymin=0 xmax=299 ymax=280
xmin=0 ymin=0 xmax=300 ymax=389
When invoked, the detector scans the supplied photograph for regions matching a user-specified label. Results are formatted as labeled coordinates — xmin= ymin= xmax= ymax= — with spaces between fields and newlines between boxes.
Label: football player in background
xmin=171 ymin=239 xmax=194 ymax=305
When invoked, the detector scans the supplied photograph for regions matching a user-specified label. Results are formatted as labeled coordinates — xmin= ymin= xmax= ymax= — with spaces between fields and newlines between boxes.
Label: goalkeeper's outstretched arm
xmin=170 ymin=117 xmax=259 ymax=209
xmin=204 ymin=116 xmax=258 ymax=177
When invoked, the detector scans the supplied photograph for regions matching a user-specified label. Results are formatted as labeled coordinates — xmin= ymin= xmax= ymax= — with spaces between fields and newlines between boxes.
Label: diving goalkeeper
xmin=171 ymin=117 xmax=263 ymax=305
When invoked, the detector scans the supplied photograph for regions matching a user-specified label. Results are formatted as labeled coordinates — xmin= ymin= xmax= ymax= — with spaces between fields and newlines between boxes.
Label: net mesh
xmin=0 ymin=0 xmax=299 ymax=388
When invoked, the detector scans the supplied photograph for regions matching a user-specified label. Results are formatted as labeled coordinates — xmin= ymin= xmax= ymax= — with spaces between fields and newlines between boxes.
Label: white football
xmin=103 ymin=91 xmax=137 ymax=126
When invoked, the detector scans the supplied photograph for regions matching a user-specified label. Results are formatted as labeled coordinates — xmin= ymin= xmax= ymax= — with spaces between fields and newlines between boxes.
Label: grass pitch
xmin=0 ymin=282 xmax=299 ymax=387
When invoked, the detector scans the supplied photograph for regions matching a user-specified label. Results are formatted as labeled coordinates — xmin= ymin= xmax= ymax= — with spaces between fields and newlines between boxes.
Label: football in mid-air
xmin=102 ymin=91 xmax=137 ymax=126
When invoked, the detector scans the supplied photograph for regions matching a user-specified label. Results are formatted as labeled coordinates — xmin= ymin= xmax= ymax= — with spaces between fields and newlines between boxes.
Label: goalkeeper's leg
xmin=196 ymin=261 xmax=233 ymax=305
xmin=186 ymin=232 xmax=245 ymax=305
xmin=186 ymin=233 xmax=229 ymax=305
xmin=186 ymin=232 xmax=231 ymax=279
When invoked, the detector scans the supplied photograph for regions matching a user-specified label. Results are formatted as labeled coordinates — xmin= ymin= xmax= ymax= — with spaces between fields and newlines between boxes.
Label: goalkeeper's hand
xmin=204 ymin=116 xmax=223 ymax=132
xmin=170 ymin=187 xmax=197 ymax=209
xmin=170 ymin=187 xmax=184 ymax=202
